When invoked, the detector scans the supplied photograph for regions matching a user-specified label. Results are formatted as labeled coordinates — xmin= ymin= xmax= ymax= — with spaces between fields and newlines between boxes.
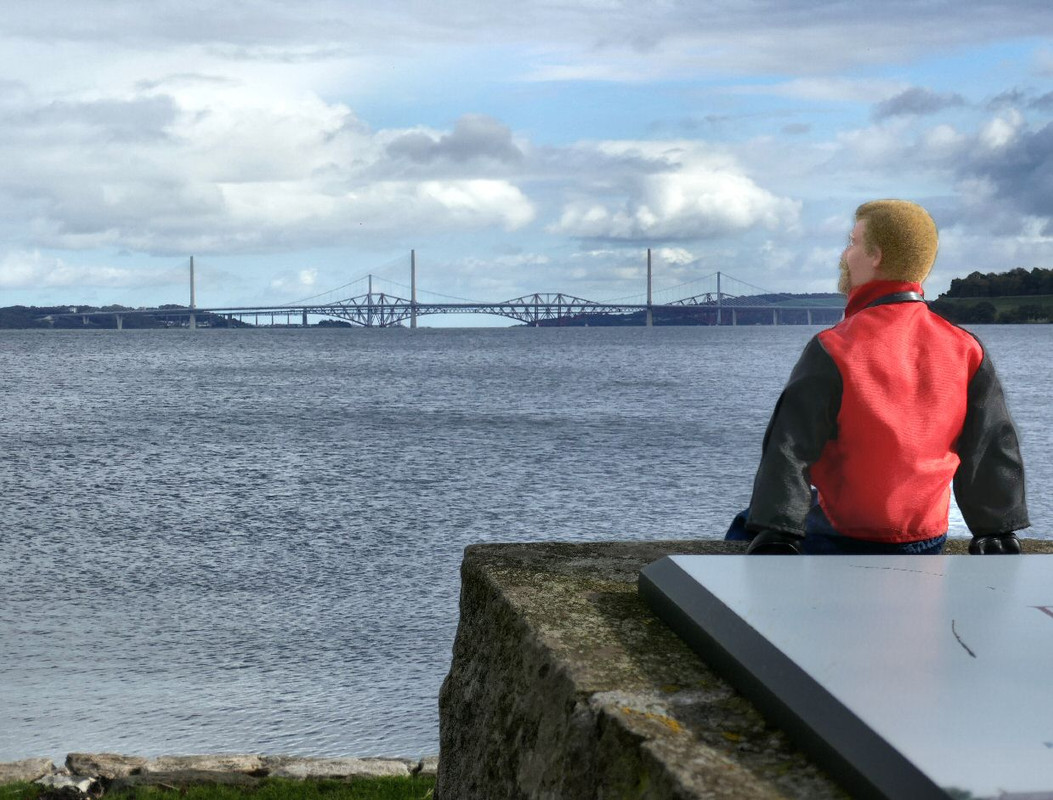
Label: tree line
xmin=927 ymin=266 xmax=1052 ymax=324
xmin=943 ymin=267 xmax=1053 ymax=298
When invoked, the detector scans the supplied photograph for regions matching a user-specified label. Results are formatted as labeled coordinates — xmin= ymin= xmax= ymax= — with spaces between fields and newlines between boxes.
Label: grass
xmin=1 ymin=777 xmax=434 ymax=800
xmin=936 ymin=294 xmax=1053 ymax=312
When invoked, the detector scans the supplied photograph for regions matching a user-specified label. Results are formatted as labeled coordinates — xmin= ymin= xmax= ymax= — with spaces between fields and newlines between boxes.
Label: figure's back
xmin=812 ymin=300 xmax=984 ymax=540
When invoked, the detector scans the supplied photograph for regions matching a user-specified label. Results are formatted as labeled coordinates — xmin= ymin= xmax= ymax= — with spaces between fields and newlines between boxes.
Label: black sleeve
xmin=953 ymin=349 xmax=1030 ymax=536
xmin=747 ymin=336 xmax=842 ymax=535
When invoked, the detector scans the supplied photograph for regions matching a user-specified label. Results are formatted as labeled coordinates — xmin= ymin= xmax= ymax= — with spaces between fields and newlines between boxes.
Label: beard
xmin=837 ymin=254 xmax=852 ymax=295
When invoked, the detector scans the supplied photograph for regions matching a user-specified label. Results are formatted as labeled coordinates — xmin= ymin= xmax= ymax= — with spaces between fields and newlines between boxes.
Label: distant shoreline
xmin=3 ymin=294 xmax=1051 ymax=329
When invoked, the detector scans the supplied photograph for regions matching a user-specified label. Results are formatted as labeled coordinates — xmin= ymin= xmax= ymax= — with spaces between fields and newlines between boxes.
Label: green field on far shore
xmin=935 ymin=294 xmax=1053 ymax=312
xmin=2 ymin=777 xmax=435 ymax=800
xmin=930 ymin=293 xmax=1053 ymax=323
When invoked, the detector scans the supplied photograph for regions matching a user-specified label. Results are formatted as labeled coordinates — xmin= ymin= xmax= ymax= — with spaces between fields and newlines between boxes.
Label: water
xmin=1 ymin=325 xmax=1049 ymax=763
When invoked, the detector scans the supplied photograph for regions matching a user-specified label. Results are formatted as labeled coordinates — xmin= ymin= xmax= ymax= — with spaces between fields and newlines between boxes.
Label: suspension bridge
xmin=47 ymin=251 xmax=846 ymax=329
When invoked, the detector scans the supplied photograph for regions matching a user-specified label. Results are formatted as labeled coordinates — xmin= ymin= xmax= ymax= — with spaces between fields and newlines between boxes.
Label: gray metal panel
xmin=639 ymin=555 xmax=1053 ymax=800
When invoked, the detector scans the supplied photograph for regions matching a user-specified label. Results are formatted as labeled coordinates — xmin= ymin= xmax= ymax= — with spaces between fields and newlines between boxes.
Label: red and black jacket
xmin=747 ymin=280 xmax=1029 ymax=543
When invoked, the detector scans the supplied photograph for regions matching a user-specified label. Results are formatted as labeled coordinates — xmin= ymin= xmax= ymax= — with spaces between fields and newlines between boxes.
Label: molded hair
xmin=855 ymin=199 xmax=939 ymax=283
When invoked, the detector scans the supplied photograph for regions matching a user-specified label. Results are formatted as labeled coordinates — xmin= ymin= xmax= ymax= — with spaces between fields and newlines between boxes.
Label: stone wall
xmin=0 ymin=752 xmax=437 ymax=789
xmin=436 ymin=538 xmax=1053 ymax=800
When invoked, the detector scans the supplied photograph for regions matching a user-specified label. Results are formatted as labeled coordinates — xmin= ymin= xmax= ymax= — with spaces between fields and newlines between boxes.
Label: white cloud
xmin=655 ymin=247 xmax=696 ymax=265
xmin=0 ymin=250 xmax=179 ymax=289
xmin=0 ymin=1 xmax=1051 ymax=308
xmin=936 ymin=218 xmax=1053 ymax=283
xmin=5 ymin=2 xmax=1053 ymax=85
xmin=979 ymin=109 xmax=1024 ymax=149
xmin=0 ymin=73 xmax=536 ymax=255
xmin=417 ymin=180 xmax=535 ymax=229
xmin=923 ymin=124 xmax=967 ymax=153
xmin=1035 ymin=47 xmax=1053 ymax=75
xmin=552 ymin=143 xmax=799 ymax=240
xmin=465 ymin=253 xmax=551 ymax=270
xmin=269 ymin=267 xmax=320 ymax=296
xmin=734 ymin=77 xmax=906 ymax=103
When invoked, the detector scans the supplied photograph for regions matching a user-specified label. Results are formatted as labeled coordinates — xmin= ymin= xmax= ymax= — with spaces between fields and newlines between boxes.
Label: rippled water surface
xmin=1 ymin=325 xmax=1049 ymax=762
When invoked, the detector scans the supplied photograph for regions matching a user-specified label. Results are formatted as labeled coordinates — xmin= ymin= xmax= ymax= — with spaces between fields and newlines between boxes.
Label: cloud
xmin=385 ymin=115 xmax=523 ymax=165
xmin=833 ymin=116 xmax=969 ymax=171
xmin=4 ymin=1 xmax=1053 ymax=78
xmin=824 ymin=106 xmax=1053 ymax=234
xmin=413 ymin=180 xmax=535 ymax=229
xmin=0 ymin=84 xmax=536 ymax=254
xmin=0 ymin=1 xmax=1051 ymax=307
xmin=0 ymin=250 xmax=181 ymax=289
xmin=983 ymin=86 xmax=1053 ymax=113
xmin=552 ymin=143 xmax=800 ymax=241
xmin=1032 ymin=90 xmax=1053 ymax=111
xmin=269 ymin=268 xmax=319 ymax=297
xmin=979 ymin=109 xmax=1025 ymax=149
xmin=987 ymin=88 xmax=1029 ymax=110
xmin=6 ymin=95 xmax=179 ymax=142
xmin=654 ymin=247 xmax=696 ymax=265
xmin=739 ymin=77 xmax=905 ymax=103
xmin=923 ymin=124 xmax=968 ymax=153
xmin=872 ymin=87 xmax=966 ymax=120
xmin=962 ymin=120 xmax=1053 ymax=223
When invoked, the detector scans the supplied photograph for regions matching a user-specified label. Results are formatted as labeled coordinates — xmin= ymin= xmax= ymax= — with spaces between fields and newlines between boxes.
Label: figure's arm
xmin=954 ymin=347 xmax=1030 ymax=553
xmin=746 ymin=335 xmax=842 ymax=547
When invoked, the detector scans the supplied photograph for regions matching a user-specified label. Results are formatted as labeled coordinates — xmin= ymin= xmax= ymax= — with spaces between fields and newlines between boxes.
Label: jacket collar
xmin=844 ymin=280 xmax=925 ymax=319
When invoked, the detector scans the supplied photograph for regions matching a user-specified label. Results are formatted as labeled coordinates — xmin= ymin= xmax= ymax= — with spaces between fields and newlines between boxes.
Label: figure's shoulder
xmin=921 ymin=304 xmax=986 ymax=358
xmin=817 ymin=301 xmax=984 ymax=364
xmin=816 ymin=310 xmax=859 ymax=354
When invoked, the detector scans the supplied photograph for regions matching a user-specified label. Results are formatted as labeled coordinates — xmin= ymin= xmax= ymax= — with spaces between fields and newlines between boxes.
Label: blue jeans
xmin=725 ymin=490 xmax=946 ymax=555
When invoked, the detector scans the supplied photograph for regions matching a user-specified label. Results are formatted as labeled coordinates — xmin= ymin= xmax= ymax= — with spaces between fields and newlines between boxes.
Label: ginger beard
xmin=837 ymin=253 xmax=852 ymax=295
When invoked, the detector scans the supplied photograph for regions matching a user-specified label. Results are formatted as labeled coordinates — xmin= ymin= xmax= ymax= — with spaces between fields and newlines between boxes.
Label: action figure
xmin=726 ymin=200 xmax=1029 ymax=555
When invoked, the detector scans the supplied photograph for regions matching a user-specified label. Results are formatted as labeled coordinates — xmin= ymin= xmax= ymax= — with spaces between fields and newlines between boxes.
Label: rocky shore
xmin=0 ymin=752 xmax=439 ymax=792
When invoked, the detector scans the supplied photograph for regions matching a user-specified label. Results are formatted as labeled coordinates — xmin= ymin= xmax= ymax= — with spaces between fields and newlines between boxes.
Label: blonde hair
xmin=855 ymin=199 xmax=939 ymax=283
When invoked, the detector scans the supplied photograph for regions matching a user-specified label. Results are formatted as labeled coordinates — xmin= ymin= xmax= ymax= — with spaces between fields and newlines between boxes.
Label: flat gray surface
xmin=657 ymin=555 xmax=1053 ymax=799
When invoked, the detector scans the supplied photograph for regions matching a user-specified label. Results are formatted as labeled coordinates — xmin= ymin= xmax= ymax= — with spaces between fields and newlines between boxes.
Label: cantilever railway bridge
xmin=47 ymin=255 xmax=846 ymax=328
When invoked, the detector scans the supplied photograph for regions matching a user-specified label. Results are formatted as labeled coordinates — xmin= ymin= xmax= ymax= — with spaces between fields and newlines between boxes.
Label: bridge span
xmin=45 ymin=254 xmax=846 ymax=328
xmin=54 ymin=289 xmax=844 ymax=328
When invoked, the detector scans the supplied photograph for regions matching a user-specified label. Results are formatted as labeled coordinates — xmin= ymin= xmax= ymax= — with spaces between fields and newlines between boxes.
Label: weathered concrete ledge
xmin=436 ymin=537 xmax=1053 ymax=799
xmin=0 ymin=752 xmax=438 ymax=789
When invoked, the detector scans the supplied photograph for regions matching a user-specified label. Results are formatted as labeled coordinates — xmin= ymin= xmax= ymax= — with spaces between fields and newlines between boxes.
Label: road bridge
xmin=42 ymin=253 xmax=846 ymax=329
xmin=47 ymin=291 xmax=844 ymax=328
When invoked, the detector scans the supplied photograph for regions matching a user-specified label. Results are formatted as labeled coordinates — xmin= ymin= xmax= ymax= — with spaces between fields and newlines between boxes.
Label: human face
xmin=838 ymin=219 xmax=881 ymax=295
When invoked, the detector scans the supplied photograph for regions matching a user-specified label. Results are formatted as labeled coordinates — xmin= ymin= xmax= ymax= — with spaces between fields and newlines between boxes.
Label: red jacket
xmin=747 ymin=280 xmax=1029 ymax=543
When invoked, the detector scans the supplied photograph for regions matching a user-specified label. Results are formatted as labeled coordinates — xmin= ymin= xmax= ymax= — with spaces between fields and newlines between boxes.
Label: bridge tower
xmin=411 ymin=250 xmax=417 ymax=329
xmin=189 ymin=255 xmax=197 ymax=330
xmin=716 ymin=270 xmax=722 ymax=326
xmin=646 ymin=249 xmax=653 ymax=327
xmin=368 ymin=273 xmax=374 ymax=327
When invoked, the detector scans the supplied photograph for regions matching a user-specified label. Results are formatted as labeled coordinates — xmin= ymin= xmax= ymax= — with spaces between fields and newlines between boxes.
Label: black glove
xmin=968 ymin=533 xmax=1022 ymax=555
xmin=747 ymin=530 xmax=805 ymax=555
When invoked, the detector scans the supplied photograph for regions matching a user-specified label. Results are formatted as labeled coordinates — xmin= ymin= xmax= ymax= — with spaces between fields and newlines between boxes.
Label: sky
xmin=1 ymin=0 xmax=1052 ymax=321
